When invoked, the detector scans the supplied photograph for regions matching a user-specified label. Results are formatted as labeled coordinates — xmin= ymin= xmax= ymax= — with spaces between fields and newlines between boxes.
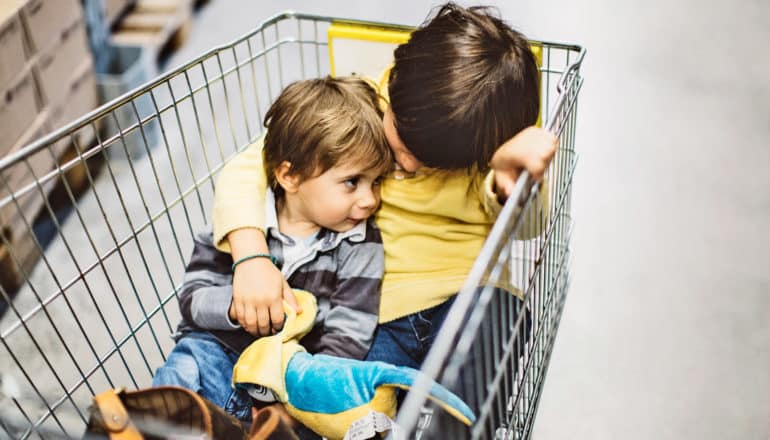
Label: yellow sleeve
xmin=480 ymin=171 xmax=504 ymax=218
xmin=212 ymin=136 xmax=268 ymax=253
xmin=479 ymin=170 xmax=550 ymax=240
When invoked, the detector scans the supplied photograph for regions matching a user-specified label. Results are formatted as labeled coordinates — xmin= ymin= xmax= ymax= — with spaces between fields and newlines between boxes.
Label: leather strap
xmin=92 ymin=389 xmax=143 ymax=440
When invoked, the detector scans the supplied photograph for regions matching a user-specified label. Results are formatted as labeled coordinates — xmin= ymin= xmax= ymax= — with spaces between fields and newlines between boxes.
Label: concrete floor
xmin=168 ymin=1 xmax=769 ymax=438
xmin=2 ymin=0 xmax=767 ymax=438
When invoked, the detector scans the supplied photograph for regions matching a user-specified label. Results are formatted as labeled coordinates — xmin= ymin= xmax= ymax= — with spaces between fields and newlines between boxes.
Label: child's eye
xmin=373 ymin=176 xmax=384 ymax=187
xmin=344 ymin=177 xmax=359 ymax=189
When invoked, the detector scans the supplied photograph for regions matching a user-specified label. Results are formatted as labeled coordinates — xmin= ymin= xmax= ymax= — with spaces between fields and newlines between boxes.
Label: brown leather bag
xmin=248 ymin=405 xmax=300 ymax=440
xmin=85 ymin=387 xmax=301 ymax=440
xmin=85 ymin=386 xmax=246 ymax=440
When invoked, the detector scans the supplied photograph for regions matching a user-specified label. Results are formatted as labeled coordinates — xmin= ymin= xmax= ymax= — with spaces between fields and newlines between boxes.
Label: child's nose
xmin=357 ymin=189 xmax=377 ymax=210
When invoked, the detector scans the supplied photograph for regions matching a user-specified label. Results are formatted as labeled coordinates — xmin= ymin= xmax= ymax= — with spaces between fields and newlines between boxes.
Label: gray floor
xmin=2 ymin=0 xmax=767 ymax=438
xmin=170 ymin=1 xmax=770 ymax=438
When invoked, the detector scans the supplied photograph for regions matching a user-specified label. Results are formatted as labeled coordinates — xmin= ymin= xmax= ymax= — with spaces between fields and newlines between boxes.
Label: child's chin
xmin=329 ymin=219 xmax=360 ymax=233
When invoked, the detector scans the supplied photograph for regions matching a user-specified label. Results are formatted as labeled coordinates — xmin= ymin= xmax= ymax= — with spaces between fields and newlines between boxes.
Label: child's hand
xmin=227 ymin=228 xmax=301 ymax=337
xmin=230 ymin=259 xmax=297 ymax=337
xmin=489 ymin=126 xmax=557 ymax=200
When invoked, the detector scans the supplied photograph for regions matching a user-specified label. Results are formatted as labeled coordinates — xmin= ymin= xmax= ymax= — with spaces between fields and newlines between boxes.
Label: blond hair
xmin=263 ymin=77 xmax=392 ymax=197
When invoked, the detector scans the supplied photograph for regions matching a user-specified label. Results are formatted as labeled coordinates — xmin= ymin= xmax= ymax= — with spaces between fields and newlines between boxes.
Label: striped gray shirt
xmin=176 ymin=193 xmax=383 ymax=360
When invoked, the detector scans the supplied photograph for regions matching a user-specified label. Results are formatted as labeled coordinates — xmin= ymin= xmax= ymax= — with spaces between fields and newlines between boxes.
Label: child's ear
xmin=274 ymin=161 xmax=300 ymax=194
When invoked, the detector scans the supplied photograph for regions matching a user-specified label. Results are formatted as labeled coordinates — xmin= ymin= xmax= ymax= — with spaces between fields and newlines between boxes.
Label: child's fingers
xmin=493 ymin=170 xmax=519 ymax=199
xmin=269 ymin=302 xmax=285 ymax=333
xmin=256 ymin=307 xmax=271 ymax=337
xmin=527 ymin=141 xmax=557 ymax=181
xmin=241 ymin=304 xmax=257 ymax=336
xmin=503 ymin=178 xmax=517 ymax=196
xmin=283 ymin=285 xmax=302 ymax=314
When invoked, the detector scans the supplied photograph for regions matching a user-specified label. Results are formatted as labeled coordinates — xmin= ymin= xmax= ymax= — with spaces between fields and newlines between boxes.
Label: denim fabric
xmin=364 ymin=289 xmax=532 ymax=412
xmin=152 ymin=332 xmax=253 ymax=422
xmin=365 ymin=296 xmax=457 ymax=369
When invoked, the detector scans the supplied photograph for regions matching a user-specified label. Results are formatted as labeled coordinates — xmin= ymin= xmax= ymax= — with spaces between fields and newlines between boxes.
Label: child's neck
xmin=275 ymin=196 xmax=321 ymax=238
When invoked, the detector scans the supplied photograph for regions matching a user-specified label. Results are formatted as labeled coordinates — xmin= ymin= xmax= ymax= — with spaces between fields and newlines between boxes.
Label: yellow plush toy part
xmin=232 ymin=290 xmax=475 ymax=440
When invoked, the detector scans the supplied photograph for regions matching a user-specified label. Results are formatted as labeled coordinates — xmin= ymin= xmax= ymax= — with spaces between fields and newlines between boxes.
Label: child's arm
xmin=212 ymin=139 xmax=267 ymax=252
xmin=488 ymin=126 xmax=557 ymax=200
xmin=177 ymin=230 xmax=241 ymax=331
xmin=212 ymin=139 xmax=300 ymax=337
xmin=476 ymin=126 xmax=557 ymax=239
xmin=307 ymin=223 xmax=383 ymax=360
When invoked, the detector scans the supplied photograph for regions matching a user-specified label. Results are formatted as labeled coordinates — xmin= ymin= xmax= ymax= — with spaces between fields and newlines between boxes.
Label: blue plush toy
xmin=232 ymin=290 xmax=474 ymax=440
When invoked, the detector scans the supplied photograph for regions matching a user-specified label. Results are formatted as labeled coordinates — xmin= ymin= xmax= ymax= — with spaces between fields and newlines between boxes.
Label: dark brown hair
xmin=388 ymin=3 xmax=540 ymax=171
xmin=263 ymin=77 xmax=392 ymax=198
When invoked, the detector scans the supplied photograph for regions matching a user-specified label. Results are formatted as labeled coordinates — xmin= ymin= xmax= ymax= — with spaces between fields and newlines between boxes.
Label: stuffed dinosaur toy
xmin=232 ymin=290 xmax=475 ymax=440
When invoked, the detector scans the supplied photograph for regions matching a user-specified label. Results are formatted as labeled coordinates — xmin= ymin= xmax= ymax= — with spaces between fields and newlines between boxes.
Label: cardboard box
xmin=0 ymin=101 xmax=92 ymax=294
xmin=0 ymin=110 xmax=51 ymax=196
xmin=34 ymin=17 xmax=92 ymax=107
xmin=49 ymin=59 xmax=99 ymax=147
xmin=0 ymin=110 xmax=55 ymax=241
xmin=0 ymin=228 xmax=42 ymax=294
xmin=112 ymin=0 xmax=192 ymax=57
xmin=0 ymin=111 xmax=52 ymax=295
xmin=0 ymin=65 xmax=40 ymax=155
xmin=0 ymin=1 xmax=27 ymax=91
xmin=0 ymin=106 xmax=86 ymax=246
xmin=18 ymin=0 xmax=82 ymax=54
xmin=105 ymin=0 xmax=135 ymax=26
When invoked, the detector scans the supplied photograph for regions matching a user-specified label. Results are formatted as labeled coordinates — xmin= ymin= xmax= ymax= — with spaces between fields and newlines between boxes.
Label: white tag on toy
xmin=344 ymin=411 xmax=402 ymax=440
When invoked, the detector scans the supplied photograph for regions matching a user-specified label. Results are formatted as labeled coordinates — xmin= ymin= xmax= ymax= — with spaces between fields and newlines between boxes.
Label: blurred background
xmin=0 ymin=0 xmax=767 ymax=438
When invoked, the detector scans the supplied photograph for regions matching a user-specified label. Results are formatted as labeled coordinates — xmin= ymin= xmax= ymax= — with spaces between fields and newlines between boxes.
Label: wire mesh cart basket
xmin=0 ymin=11 xmax=584 ymax=440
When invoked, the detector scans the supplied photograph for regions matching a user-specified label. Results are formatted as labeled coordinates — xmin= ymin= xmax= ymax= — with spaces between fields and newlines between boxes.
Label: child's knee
xmin=152 ymin=354 xmax=201 ymax=390
xmin=152 ymin=340 xmax=204 ymax=389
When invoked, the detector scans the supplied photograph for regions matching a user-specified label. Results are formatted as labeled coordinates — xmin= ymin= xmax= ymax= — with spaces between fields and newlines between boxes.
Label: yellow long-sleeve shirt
xmin=211 ymin=139 xmax=542 ymax=322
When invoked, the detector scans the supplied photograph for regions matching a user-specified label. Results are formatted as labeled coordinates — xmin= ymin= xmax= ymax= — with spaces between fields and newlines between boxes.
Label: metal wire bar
xmin=231 ymin=46 xmax=254 ymax=144
xmin=275 ymin=23 xmax=285 ymax=89
xmin=182 ymin=67 xmax=218 ymax=200
xmin=210 ymin=54 xmax=238 ymax=156
xmin=148 ymin=90 xmax=196 ymax=266
xmin=245 ymin=38 xmax=265 ymax=142
xmin=107 ymin=112 xmax=172 ymax=373
xmin=126 ymin=100 xmax=182 ymax=335
xmin=297 ymin=20 xmax=306 ymax=79
xmin=314 ymin=21 xmax=321 ymax=76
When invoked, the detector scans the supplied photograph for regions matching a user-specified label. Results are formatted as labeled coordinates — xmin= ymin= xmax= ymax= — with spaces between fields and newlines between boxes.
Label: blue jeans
xmin=365 ymin=296 xmax=457 ymax=369
xmin=365 ymin=290 xmax=531 ymax=412
xmin=152 ymin=332 xmax=253 ymax=422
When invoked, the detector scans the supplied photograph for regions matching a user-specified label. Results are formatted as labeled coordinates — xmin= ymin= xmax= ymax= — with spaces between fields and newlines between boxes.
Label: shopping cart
xmin=0 ymin=11 xmax=584 ymax=440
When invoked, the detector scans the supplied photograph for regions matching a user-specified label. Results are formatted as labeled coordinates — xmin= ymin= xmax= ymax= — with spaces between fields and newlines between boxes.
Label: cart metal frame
xmin=0 ymin=11 xmax=583 ymax=439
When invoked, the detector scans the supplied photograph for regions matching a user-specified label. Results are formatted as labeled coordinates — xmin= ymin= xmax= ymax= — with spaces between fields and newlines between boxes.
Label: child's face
xmin=383 ymin=107 xmax=423 ymax=173
xmin=291 ymin=160 xmax=384 ymax=233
